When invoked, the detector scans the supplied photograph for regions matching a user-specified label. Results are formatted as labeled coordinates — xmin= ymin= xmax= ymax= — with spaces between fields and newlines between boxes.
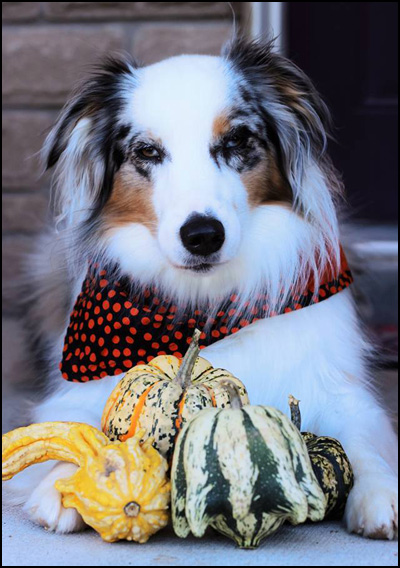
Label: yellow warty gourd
xmin=2 ymin=422 xmax=170 ymax=543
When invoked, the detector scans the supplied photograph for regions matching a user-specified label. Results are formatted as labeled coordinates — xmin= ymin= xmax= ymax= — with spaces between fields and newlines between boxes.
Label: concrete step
xmin=342 ymin=223 xmax=398 ymax=366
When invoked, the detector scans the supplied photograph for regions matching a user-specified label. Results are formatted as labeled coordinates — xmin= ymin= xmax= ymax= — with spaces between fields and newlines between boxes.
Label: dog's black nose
xmin=180 ymin=215 xmax=225 ymax=256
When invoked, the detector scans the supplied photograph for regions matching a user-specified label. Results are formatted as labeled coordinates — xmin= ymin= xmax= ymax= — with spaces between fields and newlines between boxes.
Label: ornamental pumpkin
xmin=288 ymin=396 xmax=354 ymax=519
xmin=102 ymin=329 xmax=249 ymax=460
xmin=2 ymin=422 xmax=170 ymax=543
xmin=171 ymin=406 xmax=327 ymax=549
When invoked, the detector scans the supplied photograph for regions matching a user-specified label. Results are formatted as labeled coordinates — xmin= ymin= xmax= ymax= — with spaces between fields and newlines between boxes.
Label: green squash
xmin=171 ymin=406 xmax=327 ymax=549
xmin=289 ymin=396 xmax=354 ymax=519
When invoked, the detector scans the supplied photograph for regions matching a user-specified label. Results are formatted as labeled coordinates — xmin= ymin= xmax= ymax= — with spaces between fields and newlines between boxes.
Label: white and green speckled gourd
xmin=102 ymin=330 xmax=249 ymax=461
xmin=171 ymin=406 xmax=327 ymax=549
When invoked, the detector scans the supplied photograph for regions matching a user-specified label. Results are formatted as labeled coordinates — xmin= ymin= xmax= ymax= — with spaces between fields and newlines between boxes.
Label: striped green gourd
xmin=171 ymin=406 xmax=327 ymax=549
xmin=289 ymin=396 xmax=354 ymax=519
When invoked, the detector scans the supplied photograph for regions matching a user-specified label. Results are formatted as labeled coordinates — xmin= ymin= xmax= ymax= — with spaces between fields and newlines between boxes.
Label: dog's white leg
xmin=322 ymin=385 xmax=398 ymax=540
xmin=6 ymin=375 xmax=121 ymax=533
xmin=24 ymin=462 xmax=86 ymax=533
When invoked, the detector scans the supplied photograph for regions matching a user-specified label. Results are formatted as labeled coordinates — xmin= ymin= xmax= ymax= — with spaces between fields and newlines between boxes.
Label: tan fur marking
xmin=147 ymin=131 xmax=163 ymax=146
xmin=274 ymin=81 xmax=317 ymax=124
xmin=277 ymin=84 xmax=307 ymax=99
xmin=103 ymin=164 xmax=157 ymax=234
xmin=212 ymin=113 xmax=231 ymax=139
xmin=241 ymin=155 xmax=292 ymax=208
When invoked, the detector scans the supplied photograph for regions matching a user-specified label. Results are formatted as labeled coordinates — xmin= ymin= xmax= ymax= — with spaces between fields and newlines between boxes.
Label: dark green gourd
xmin=171 ymin=406 xmax=327 ymax=549
xmin=289 ymin=396 xmax=354 ymax=519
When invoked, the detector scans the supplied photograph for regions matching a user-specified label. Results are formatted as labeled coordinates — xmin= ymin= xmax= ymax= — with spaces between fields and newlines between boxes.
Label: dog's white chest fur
xmin=203 ymin=289 xmax=365 ymax=427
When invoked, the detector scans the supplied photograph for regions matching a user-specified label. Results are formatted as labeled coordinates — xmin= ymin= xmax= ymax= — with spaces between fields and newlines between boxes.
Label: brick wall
xmin=2 ymin=2 xmax=242 ymax=387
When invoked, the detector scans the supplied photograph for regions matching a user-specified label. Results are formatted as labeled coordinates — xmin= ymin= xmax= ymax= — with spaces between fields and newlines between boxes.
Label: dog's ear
xmin=224 ymin=38 xmax=342 ymax=275
xmin=223 ymin=38 xmax=340 ymax=199
xmin=43 ymin=56 xmax=138 ymax=226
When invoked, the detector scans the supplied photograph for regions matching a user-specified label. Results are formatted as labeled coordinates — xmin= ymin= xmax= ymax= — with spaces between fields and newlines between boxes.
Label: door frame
xmin=247 ymin=2 xmax=287 ymax=53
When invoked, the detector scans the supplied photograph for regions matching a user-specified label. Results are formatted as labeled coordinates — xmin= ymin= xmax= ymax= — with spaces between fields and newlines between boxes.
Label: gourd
xmin=2 ymin=422 xmax=170 ymax=543
xmin=289 ymin=396 xmax=354 ymax=519
xmin=102 ymin=330 xmax=249 ymax=461
xmin=171 ymin=406 xmax=327 ymax=549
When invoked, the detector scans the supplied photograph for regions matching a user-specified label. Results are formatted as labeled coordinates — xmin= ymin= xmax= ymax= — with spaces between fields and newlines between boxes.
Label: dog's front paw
xmin=345 ymin=474 xmax=398 ymax=540
xmin=24 ymin=462 xmax=86 ymax=533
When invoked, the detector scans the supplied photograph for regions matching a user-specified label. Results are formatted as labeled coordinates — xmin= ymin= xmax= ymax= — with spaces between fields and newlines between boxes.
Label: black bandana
xmin=60 ymin=250 xmax=353 ymax=382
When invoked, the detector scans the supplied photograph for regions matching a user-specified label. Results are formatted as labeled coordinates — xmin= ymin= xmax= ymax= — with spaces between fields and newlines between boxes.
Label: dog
xmin=7 ymin=38 xmax=398 ymax=540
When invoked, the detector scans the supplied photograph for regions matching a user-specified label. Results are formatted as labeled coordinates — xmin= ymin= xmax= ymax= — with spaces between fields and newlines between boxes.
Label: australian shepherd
xmin=8 ymin=39 xmax=398 ymax=539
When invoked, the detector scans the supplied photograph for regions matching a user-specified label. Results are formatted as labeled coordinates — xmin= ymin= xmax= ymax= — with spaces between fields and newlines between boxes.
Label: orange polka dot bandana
xmin=60 ymin=250 xmax=353 ymax=382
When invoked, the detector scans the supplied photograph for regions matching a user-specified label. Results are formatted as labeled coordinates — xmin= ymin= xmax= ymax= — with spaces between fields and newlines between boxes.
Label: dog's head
xmin=44 ymin=39 xmax=342 ymax=307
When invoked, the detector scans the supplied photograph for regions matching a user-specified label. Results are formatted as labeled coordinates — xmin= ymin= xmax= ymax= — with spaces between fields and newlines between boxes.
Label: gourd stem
xmin=289 ymin=395 xmax=302 ymax=431
xmin=175 ymin=329 xmax=201 ymax=389
xmin=220 ymin=381 xmax=244 ymax=409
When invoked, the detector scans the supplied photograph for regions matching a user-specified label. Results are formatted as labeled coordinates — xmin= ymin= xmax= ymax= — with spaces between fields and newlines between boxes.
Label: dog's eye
xmin=224 ymin=131 xmax=249 ymax=150
xmin=138 ymin=146 xmax=161 ymax=160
